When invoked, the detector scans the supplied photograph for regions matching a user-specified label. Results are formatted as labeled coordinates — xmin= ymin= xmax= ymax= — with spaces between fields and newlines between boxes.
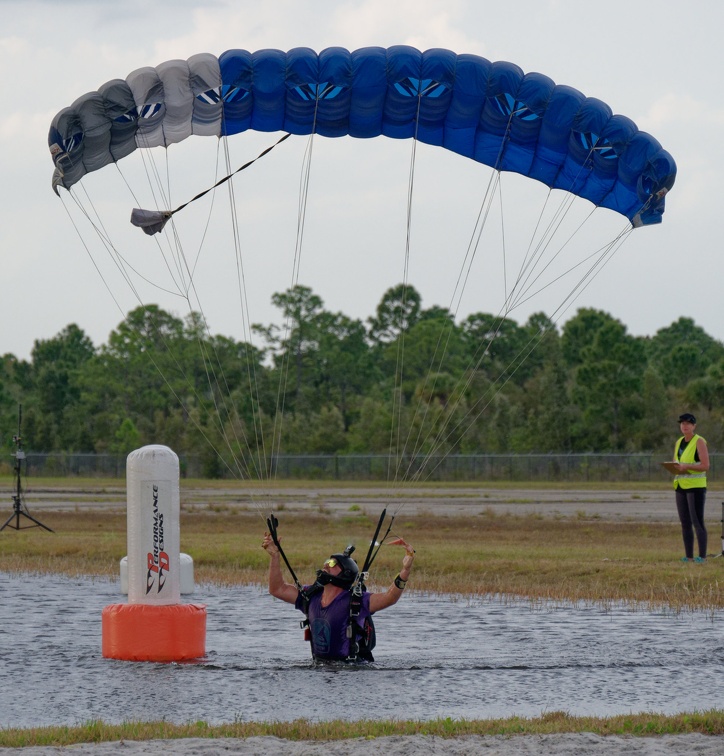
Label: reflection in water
xmin=1 ymin=572 xmax=723 ymax=727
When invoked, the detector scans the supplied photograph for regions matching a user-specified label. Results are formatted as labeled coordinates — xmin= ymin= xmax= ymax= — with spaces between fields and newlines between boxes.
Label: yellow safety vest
xmin=673 ymin=434 xmax=707 ymax=489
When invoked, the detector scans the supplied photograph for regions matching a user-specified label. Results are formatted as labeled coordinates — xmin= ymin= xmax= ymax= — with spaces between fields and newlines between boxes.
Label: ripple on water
xmin=0 ymin=572 xmax=722 ymax=727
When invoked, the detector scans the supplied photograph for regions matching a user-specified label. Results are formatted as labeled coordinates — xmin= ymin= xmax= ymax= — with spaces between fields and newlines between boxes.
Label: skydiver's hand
xmin=262 ymin=532 xmax=280 ymax=555
xmin=389 ymin=536 xmax=415 ymax=571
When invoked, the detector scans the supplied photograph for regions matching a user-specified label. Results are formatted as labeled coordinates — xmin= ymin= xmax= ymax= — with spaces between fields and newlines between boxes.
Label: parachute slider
xmin=130 ymin=208 xmax=174 ymax=236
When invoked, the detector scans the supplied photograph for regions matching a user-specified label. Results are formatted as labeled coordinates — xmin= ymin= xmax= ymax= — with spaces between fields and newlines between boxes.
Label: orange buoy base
xmin=102 ymin=603 xmax=206 ymax=662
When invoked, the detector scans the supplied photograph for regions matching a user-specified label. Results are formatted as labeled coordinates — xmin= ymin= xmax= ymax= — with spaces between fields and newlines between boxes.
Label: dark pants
xmin=675 ymin=487 xmax=707 ymax=559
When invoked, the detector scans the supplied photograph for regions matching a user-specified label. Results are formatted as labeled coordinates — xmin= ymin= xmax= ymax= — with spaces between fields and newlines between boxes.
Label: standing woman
xmin=673 ymin=412 xmax=710 ymax=562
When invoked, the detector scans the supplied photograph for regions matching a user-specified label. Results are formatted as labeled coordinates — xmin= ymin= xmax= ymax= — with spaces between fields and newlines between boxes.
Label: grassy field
xmin=2 ymin=710 xmax=724 ymax=748
xmin=1 ymin=506 xmax=721 ymax=610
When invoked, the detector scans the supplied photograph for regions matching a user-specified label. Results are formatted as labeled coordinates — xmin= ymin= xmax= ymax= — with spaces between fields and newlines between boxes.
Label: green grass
xmin=1 ymin=508 xmax=722 ymax=610
xmin=2 ymin=711 xmax=724 ymax=747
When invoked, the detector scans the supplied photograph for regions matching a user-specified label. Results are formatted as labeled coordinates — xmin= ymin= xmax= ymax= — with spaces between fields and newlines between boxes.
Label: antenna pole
xmin=0 ymin=405 xmax=53 ymax=532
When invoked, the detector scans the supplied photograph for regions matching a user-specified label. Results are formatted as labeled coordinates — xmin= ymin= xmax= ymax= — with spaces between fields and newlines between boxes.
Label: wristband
xmin=394 ymin=574 xmax=407 ymax=590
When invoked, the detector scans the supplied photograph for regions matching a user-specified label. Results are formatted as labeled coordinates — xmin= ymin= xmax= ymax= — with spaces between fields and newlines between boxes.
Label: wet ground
xmin=1 ymin=571 xmax=723 ymax=728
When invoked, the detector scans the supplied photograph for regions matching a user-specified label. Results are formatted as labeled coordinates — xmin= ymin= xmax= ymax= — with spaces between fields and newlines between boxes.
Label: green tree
xmin=647 ymin=317 xmax=724 ymax=387
xmin=632 ymin=367 xmax=671 ymax=452
xmin=269 ymin=285 xmax=324 ymax=409
xmin=561 ymin=308 xmax=614 ymax=368
xmin=567 ymin=313 xmax=647 ymax=450
xmin=314 ymin=312 xmax=376 ymax=431
xmin=461 ymin=312 xmax=546 ymax=386
xmin=27 ymin=324 xmax=95 ymax=450
xmin=368 ymin=284 xmax=422 ymax=344
xmin=0 ymin=355 xmax=27 ymax=455
xmin=512 ymin=329 xmax=573 ymax=452
xmin=686 ymin=358 xmax=724 ymax=412
xmin=110 ymin=417 xmax=141 ymax=454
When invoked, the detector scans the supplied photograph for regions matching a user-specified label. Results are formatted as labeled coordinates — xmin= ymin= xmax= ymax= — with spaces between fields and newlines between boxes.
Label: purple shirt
xmin=295 ymin=587 xmax=372 ymax=660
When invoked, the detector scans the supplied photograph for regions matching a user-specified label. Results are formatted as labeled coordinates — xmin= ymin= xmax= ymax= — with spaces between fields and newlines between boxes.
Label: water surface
xmin=1 ymin=572 xmax=722 ymax=727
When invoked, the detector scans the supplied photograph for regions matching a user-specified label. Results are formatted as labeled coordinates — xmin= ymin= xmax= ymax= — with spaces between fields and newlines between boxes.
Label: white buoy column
xmin=102 ymin=445 xmax=206 ymax=661
xmin=126 ymin=445 xmax=181 ymax=605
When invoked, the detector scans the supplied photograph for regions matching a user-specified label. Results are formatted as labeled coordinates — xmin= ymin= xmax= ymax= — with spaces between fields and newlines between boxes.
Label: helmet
xmin=316 ymin=545 xmax=359 ymax=589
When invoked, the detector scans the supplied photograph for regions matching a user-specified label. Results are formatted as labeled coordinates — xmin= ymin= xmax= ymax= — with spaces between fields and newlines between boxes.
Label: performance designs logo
xmin=146 ymin=484 xmax=170 ymax=594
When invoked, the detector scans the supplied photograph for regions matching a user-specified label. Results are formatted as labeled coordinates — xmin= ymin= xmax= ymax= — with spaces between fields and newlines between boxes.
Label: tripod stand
xmin=1 ymin=406 xmax=53 ymax=532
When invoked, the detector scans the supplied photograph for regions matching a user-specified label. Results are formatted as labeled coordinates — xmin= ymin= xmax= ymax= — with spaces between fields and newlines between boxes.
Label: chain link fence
xmin=5 ymin=452 xmax=719 ymax=483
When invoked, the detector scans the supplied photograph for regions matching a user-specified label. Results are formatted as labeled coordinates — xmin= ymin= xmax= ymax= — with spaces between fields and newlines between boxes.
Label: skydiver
xmin=262 ymin=531 xmax=415 ymax=661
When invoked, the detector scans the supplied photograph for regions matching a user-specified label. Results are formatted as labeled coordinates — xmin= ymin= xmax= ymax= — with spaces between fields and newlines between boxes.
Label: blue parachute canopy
xmin=49 ymin=46 xmax=676 ymax=227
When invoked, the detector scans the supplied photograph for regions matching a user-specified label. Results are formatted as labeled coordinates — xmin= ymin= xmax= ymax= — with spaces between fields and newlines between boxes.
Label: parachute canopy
xmin=49 ymin=46 xmax=676 ymax=227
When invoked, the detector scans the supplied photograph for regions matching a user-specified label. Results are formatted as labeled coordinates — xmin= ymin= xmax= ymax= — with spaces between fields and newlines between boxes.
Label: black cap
xmin=678 ymin=413 xmax=696 ymax=424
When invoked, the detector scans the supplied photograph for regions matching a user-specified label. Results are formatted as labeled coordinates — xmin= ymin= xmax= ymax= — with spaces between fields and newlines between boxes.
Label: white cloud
xmin=639 ymin=92 xmax=724 ymax=131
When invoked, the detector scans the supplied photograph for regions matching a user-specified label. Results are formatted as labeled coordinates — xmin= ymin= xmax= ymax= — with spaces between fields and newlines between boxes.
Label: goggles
xmin=323 ymin=558 xmax=339 ymax=569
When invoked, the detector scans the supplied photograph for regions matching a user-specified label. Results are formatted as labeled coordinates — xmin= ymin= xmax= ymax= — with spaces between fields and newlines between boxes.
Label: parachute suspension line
xmin=207 ymin=131 xmax=278 ymax=480
xmin=59 ymin=192 xmax=132 ymax=321
xmin=396 ymin=133 xmax=632 ymax=480
xmin=154 ymin=134 xmax=281 ymax=485
xmin=394 ymin=79 xmax=509 ymax=486
xmin=499 ymin=179 xmax=508 ymax=302
xmin=415 ymin=221 xmax=626 ymax=483
xmin=502 ymin=187 xmax=566 ymax=313
xmin=216 ymin=132 xmax=271 ymax=481
xmin=451 ymin=146 xmax=605 ymax=377
xmin=108 ymin=164 xmax=191 ymax=298
xmin=129 ymin=139 xmax=260 ymax=482
xmin=501 ymin=143 xmax=620 ymax=316
xmin=410 ymin=221 xmax=634 ymax=484
xmin=416 ymin=220 xmax=628 ymax=483
xmin=72 ymin=153 xmax=261 ymax=484
xmin=393 ymin=163 xmax=505 ymax=484
xmin=63 ymin=186 xmax=248 ymax=481
xmin=392 ymin=115 xmax=519 ymax=480
xmin=394 ymin=166 xmax=506 ymax=484
xmin=504 ymin=205 xmax=599 ymax=312
xmin=183 ymin=137 xmax=226 ymax=293
xmin=542 ymin=221 xmax=633 ymax=316
xmin=396 ymin=135 xmax=632 ymax=484
xmin=66 ymin=184 xmax=180 ymax=305
xmin=172 ymin=137 xmax=276 ymax=484
xmin=270 ymin=103 xmax=320 ymax=480
xmin=124 ymin=147 xmax=195 ymax=297
xmin=387 ymin=88 xmax=425 ymax=485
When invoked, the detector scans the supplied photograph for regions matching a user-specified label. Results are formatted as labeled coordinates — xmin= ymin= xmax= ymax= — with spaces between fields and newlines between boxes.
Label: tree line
xmin=2 ymin=283 xmax=722 ymax=474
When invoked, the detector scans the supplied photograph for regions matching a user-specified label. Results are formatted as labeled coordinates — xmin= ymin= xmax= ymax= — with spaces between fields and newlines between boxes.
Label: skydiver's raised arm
xmin=262 ymin=531 xmax=298 ymax=604
xmin=369 ymin=538 xmax=415 ymax=613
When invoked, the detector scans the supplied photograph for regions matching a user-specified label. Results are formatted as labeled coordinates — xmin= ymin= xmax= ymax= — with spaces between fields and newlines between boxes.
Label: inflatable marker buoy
xmin=102 ymin=445 xmax=206 ymax=662
xmin=102 ymin=603 xmax=206 ymax=661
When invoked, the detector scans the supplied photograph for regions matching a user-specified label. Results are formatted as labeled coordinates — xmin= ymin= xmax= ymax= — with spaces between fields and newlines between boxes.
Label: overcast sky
xmin=2 ymin=0 xmax=721 ymax=360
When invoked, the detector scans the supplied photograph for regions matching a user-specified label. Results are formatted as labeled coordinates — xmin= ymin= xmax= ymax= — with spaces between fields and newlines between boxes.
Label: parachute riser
xmin=359 ymin=508 xmax=395 ymax=578
xmin=266 ymin=514 xmax=303 ymax=591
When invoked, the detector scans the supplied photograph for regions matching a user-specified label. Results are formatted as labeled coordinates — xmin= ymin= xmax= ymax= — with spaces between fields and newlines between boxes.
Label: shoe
xmin=680 ymin=556 xmax=691 ymax=562
xmin=694 ymin=556 xmax=706 ymax=563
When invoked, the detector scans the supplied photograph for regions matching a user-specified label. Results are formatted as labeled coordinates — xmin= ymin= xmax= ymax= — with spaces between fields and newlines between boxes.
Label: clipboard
xmin=660 ymin=461 xmax=680 ymax=474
